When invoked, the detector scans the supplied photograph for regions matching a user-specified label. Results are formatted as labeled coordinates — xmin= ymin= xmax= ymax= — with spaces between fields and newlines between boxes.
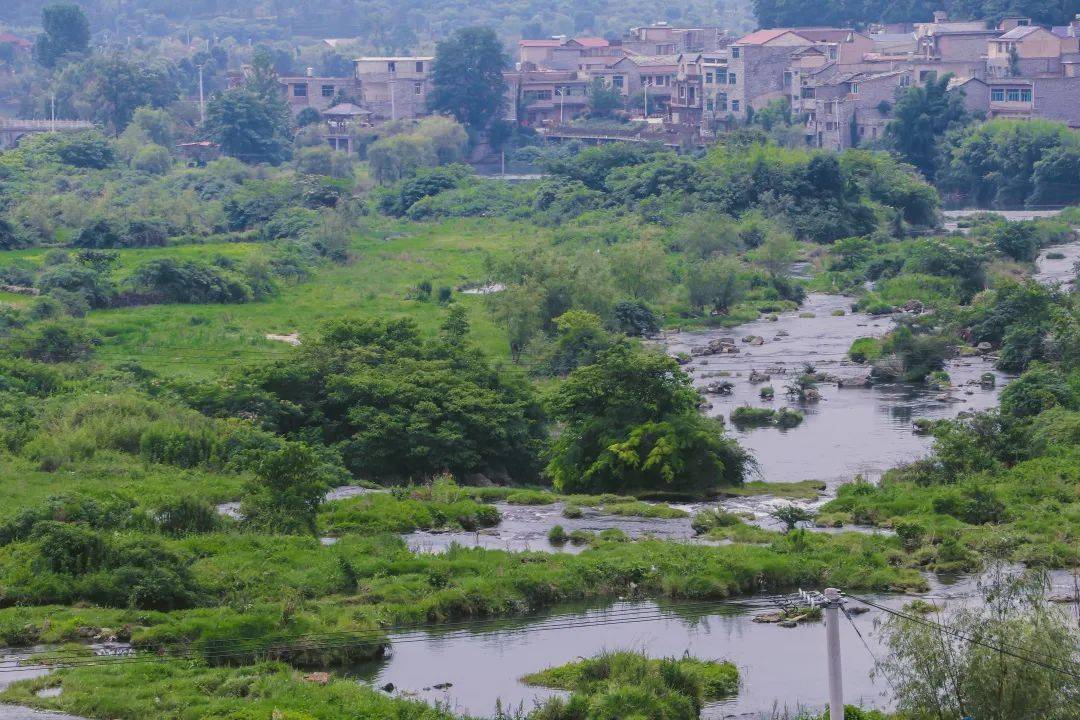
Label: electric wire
xmin=845 ymin=593 xmax=1080 ymax=681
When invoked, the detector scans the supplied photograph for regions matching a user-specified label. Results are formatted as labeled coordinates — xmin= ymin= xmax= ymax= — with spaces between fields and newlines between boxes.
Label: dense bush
xmin=545 ymin=343 xmax=750 ymax=496
xmin=128 ymin=258 xmax=255 ymax=304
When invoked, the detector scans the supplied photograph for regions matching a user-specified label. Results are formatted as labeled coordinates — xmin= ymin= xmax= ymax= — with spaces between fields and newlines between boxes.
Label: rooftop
xmin=323 ymin=103 xmax=372 ymax=116
xmin=995 ymin=25 xmax=1043 ymax=40
xmin=354 ymin=56 xmax=434 ymax=62
xmin=736 ymin=28 xmax=801 ymax=45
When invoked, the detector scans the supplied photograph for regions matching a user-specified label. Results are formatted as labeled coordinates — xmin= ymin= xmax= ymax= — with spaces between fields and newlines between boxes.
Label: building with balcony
xmin=278 ymin=73 xmax=359 ymax=114
xmin=354 ymin=56 xmax=434 ymax=121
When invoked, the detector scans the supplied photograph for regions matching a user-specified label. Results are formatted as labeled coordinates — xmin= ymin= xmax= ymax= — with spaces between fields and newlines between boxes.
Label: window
xmin=828 ymin=45 xmax=838 ymax=60
xmin=1018 ymin=18 xmax=1030 ymax=26
xmin=321 ymin=85 xmax=335 ymax=97
xmin=728 ymin=73 xmax=737 ymax=84
xmin=414 ymin=82 xmax=422 ymax=95
xmin=415 ymin=61 xmax=424 ymax=72
xmin=801 ymin=87 xmax=814 ymax=98
xmin=731 ymin=46 xmax=741 ymax=58
xmin=1020 ymin=88 xmax=1032 ymax=102
xmin=992 ymin=88 xmax=1005 ymax=101
xmin=292 ymin=84 xmax=308 ymax=97
xmin=919 ymin=70 xmax=931 ymax=81
xmin=825 ymin=121 xmax=836 ymax=131
xmin=657 ymin=76 xmax=667 ymax=86
xmin=706 ymin=99 xmax=714 ymax=110
xmin=613 ymin=75 xmax=624 ymax=89
xmin=899 ymin=75 xmax=911 ymax=87
xmin=706 ymin=72 xmax=714 ymax=84
xmin=1007 ymin=88 xmax=1021 ymax=101
xmin=387 ymin=61 xmax=396 ymax=72
xmin=850 ymin=82 xmax=859 ymax=94
xmin=688 ymin=86 xmax=695 ymax=102
xmin=535 ymin=90 xmax=552 ymax=101
xmin=731 ymin=99 xmax=740 ymax=111
xmin=679 ymin=85 xmax=686 ymax=99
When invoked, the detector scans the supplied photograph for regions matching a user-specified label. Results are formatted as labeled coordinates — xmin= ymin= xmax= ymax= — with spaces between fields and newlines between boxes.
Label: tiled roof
xmin=573 ymin=37 xmax=609 ymax=47
xmin=996 ymin=25 xmax=1041 ymax=40
xmin=323 ymin=103 xmax=371 ymax=115
xmin=628 ymin=54 xmax=681 ymax=66
xmin=519 ymin=40 xmax=563 ymax=47
xmin=792 ymin=28 xmax=860 ymax=43
xmin=736 ymin=28 xmax=798 ymax=45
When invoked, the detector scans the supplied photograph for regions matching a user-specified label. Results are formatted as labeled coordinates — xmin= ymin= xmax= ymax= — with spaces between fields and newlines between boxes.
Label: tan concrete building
xmin=353 ymin=56 xmax=434 ymax=121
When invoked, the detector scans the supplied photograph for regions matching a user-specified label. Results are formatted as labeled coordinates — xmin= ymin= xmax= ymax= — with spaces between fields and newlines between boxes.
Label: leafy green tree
xmin=367 ymin=134 xmax=437 ymax=183
xmin=240 ymin=318 xmax=546 ymax=482
xmin=686 ymin=257 xmax=748 ymax=314
xmin=885 ymin=73 xmax=969 ymax=180
xmin=545 ymin=343 xmax=750 ymax=495
xmin=427 ymin=26 xmax=508 ymax=130
xmin=33 ymin=4 xmax=90 ymax=68
xmin=878 ymin=568 xmax=1079 ymax=720
xmin=671 ymin=212 xmax=741 ymax=259
xmin=241 ymin=443 xmax=328 ymax=534
xmin=938 ymin=118 xmax=1077 ymax=207
xmin=203 ymin=88 xmax=293 ymax=165
xmin=59 ymin=54 xmax=179 ymax=132
xmin=587 ymin=78 xmax=624 ymax=118
xmin=609 ymin=239 xmax=668 ymax=301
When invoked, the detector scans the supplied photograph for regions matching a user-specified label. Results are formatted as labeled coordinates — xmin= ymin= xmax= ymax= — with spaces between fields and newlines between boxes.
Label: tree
xmin=63 ymin=55 xmax=180 ymax=132
xmin=609 ymin=239 xmax=668 ymax=301
xmin=886 ymin=73 xmax=969 ymax=180
xmin=672 ymin=212 xmax=741 ymax=259
xmin=367 ymin=134 xmax=437 ymax=183
xmin=587 ymin=78 xmax=624 ymax=118
xmin=414 ymin=116 xmax=469 ymax=164
xmin=686 ymin=257 xmax=748 ymax=314
xmin=428 ymin=26 xmax=508 ymax=130
xmin=877 ymin=568 xmax=1079 ymax=720
xmin=241 ymin=443 xmax=328 ymax=534
xmin=545 ymin=343 xmax=751 ymax=495
xmin=203 ymin=88 xmax=293 ymax=165
xmin=33 ymin=4 xmax=90 ymax=68
xmin=770 ymin=504 xmax=814 ymax=531
xmin=751 ymin=229 xmax=798 ymax=278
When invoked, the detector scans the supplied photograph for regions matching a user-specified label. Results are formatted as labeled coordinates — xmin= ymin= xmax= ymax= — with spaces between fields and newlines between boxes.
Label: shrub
xmin=129 ymin=258 xmax=252 ymax=304
xmin=730 ymin=406 xmax=776 ymax=427
xmin=849 ymin=337 xmax=883 ymax=364
xmin=6 ymin=321 xmax=98 ymax=363
xmin=139 ymin=420 xmax=215 ymax=468
xmin=155 ymin=497 xmax=222 ymax=536
xmin=548 ymin=525 xmax=569 ymax=544
xmin=131 ymin=144 xmax=173 ymax=175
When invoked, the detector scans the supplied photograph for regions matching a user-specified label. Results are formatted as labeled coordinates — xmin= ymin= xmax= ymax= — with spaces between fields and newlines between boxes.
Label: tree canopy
xmin=427 ymin=26 xmax=508 ymax=131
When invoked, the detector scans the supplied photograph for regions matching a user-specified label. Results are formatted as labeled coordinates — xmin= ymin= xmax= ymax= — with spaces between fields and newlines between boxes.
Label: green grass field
xmin=2 ymin=218 xmax=546 ymax=376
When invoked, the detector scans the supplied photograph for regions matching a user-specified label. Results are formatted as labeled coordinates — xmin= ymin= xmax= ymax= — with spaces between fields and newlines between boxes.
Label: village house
xmin=987 ymin=25 xmax=1070 ymax=78
xmin=910 ymin=12 xmax=1000 ymax=81
xmin=620 ymin=23 xmax=728 ymax=55
xmin=506 ymin=69 xmax=590 ymax=126
xmin=802 ymin=69 xmax=909 ymax=149
xmin=278 ymin=71 xmax=359 ymax=114
xmin=353 ymin=56 xmax=433 ymax=121
xmin=517 ymin=37 xmax=613 ymax=70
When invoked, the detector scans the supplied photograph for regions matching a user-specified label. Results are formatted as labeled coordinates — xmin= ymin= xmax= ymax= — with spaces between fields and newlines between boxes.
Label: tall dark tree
xmin=427 ymin=26 xmax=508 ymax=131
xmin=203 ymin=89 xmax=292 ymax=164
xmin=56 ymin=54 xmax=179 ymax=132
xmin=885 ymin=73 xmax=969 ymax=180
xmin=33 ymin=4 xmax=91 ymax=68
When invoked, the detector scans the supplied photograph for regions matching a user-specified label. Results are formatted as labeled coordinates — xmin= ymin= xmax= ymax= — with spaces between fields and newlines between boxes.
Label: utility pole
xmin=824 ymin=588 xmax=845 ymax=720
xmin=50 ymin=94 xmax=56 ymax=132
xmin=644 ymin=80 xmax=649 ymax=118
xmin=198 ymin=64 xmax=206 ymax=125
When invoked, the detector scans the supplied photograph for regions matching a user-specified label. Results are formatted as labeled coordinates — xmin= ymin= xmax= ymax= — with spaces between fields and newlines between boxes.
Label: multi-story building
xmin=987 ymin=77 xmax=1080 ymax=126
xmin=802 ymin=69 xmax=909 ymax=149
xmin=518 ymin=37 xmax=614 ymax=70
xmin=507 ymin=70 xmax=590 ymax=125
xmin=278 ymin=72 xmax=359 ymax=114
xmin=353 ymin=56 xmax=434 ymax=121
xmin=621 ymin=23 xmax=728 ymax=55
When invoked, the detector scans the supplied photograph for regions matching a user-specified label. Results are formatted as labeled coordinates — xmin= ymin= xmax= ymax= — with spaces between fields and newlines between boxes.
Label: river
xmin=349 ymin=571 xmax=1077 ymax=719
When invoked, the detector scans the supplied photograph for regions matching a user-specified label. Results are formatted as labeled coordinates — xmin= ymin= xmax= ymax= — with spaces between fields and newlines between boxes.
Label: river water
xmin=350 ymin=571 xmax=1077 ymax=719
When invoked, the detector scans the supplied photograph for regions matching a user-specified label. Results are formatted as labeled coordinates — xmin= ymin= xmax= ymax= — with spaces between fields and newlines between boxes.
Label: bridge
xmin=537 ymin=124 xmax=703 ymax=150
xmin=0 ymin=118 xmax=96 ymax=150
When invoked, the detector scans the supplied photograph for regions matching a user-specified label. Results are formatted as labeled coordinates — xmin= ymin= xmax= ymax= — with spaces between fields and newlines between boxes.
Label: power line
xmin=846 ymin=593 xmax=1080 ymax=681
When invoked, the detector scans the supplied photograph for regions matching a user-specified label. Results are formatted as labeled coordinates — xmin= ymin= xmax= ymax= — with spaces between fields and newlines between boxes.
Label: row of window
xmin=385 ymin=61 xmax=425 ymax=73
xmin=704 ymin=72 xmax=736 ymax=85
xmin=705 ymin=98 xmax=740 ymax=112
xmin=992 ymin=87 xmax=1033 ymax=102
